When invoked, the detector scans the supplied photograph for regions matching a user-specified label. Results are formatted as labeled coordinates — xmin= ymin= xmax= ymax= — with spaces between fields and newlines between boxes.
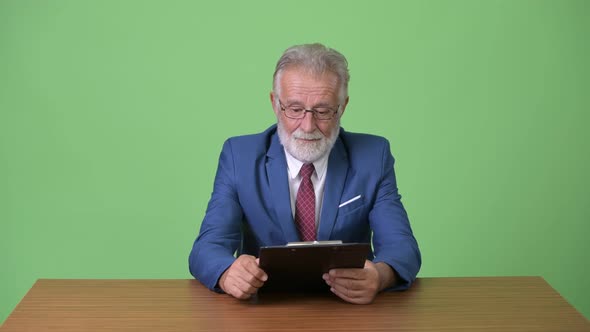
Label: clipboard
xmin=258 ymin=242 xmax=371 ymax=293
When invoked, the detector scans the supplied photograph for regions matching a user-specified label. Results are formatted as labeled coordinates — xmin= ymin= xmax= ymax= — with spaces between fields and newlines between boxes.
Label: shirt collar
xmin=284 ymin=148 xmax=329 ymax=181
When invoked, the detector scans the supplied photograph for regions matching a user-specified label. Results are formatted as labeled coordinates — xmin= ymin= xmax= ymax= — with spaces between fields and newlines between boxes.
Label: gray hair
xmin=272 ymin=43 xmax=350 ymax=105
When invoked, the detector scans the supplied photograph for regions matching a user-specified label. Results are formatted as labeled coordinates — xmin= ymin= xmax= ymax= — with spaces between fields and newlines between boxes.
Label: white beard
xmin=277 ymin=119 xmax=340 ymax=163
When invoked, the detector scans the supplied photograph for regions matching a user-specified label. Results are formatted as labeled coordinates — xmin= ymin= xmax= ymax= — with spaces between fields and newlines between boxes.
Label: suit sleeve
xmin=369 ymin=139 xmax=421 ymax=290
xmin=188 ymin=139 xmax=243 ymax=291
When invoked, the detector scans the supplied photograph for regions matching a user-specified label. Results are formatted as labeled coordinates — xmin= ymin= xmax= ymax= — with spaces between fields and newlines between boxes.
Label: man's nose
xmin=299 ymin=111 xmax=317 ymax=132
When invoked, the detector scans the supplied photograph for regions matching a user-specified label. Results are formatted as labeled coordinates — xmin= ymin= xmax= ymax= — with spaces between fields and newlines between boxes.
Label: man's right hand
xmin=218 ymin=255 xmax=268 ymax=300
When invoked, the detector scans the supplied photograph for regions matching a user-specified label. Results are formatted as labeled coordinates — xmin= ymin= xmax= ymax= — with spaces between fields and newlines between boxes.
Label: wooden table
xmin=1 ymin=277 xmax=588 ymax=331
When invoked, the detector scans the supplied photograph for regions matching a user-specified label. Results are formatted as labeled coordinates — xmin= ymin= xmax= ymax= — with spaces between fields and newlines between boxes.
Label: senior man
xmin=189 ymin=43 xmax=421 ymax=304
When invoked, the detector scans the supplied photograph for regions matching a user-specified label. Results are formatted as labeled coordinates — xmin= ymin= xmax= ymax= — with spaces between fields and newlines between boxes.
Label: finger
xmin=242 ymin=259 xmax=268 ymax=282
xmin=237 ymin=271 xmax=265 ymax=289
xmin=228 ymin=284 xmax=252 ymax=300
xmin=330 ymin=286 xmax=372 ymax=304
xmin=231 ymin=265 xmax=265 ymax=290
xmin=331 ymin=280 xmax=365 ymax=297
xmin=332 ymin=289 xmax=373 ymax=304
xmin=330 ymin=276 xmax=366 ymax=291
xmin=224 ymin=277 xmax=251 ymax=300
xmin=230 ymin=287 xmax=253 ymax=300
xmin=233 ymin=256 xmax=266 ymax=284
xmin=329 ymin=268 xmax=365 ymax=280
xmin=329 ymin=279 xmax=376 ymax=304
xmin=324 ymin=273 xmax=363 ymax=290
xmin=230 ymin=276 xmax=259 ymax=299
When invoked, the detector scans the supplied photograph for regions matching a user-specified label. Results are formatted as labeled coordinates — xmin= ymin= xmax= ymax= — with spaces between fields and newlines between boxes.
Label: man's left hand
xmin=323 ymin=260 xmax=395 ymax=304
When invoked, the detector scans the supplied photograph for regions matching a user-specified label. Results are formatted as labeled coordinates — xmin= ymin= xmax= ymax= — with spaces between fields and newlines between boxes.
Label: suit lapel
xmin=266 ymin=131 xmax=300 ymax=243
xmin=318 ymin=136 xmax=349 ymax=240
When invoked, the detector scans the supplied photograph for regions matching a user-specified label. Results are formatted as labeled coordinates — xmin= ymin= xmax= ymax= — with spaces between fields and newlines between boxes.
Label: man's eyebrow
xmin=284 ymin=99 xmax=304 ymax=106
xmin=284 ymin=100 xmax=335 ymax=107
xmin=313 ymin=101 xmax=335 ymax=107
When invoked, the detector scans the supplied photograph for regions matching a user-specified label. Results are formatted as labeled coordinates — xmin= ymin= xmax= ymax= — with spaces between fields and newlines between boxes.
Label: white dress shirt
xmin=283 ymin=148 xmax=329 ymax=231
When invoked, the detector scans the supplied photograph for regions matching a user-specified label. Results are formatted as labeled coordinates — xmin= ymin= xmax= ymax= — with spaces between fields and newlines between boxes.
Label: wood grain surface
xmin=1 ymin=277 xmax=588 ymax=331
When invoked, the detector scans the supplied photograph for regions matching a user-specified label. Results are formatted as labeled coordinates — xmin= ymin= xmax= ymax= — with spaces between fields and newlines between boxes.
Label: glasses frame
xmin=278 ymin=99 xmax=340 ymax=121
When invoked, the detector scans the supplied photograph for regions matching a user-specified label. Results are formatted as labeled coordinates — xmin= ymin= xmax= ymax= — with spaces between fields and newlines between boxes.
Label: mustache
xmin=292 ymin=130 xmax=324 ymax=140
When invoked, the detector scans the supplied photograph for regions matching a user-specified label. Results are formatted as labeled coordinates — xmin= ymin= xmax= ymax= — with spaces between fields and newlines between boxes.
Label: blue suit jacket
xmin=189 ymin=125 xmax=421 ymax=291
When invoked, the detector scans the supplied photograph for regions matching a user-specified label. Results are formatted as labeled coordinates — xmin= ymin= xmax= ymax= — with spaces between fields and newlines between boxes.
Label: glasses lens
xmin=285 ymin=108 xmax=305 ymax=118
xmin=314 ymin=108 xmax=334 ymax=120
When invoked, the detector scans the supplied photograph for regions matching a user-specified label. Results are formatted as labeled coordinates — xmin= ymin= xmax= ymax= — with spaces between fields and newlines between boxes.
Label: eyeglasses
xmin=279 ymin=99 xmax=339 ymax=121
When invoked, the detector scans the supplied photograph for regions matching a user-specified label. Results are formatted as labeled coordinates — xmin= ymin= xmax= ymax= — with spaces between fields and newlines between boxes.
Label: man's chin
xmin=289 ymin=142 xmax=325 ymax=163
xmin=296 ymin=138 xmax=321 ymax=144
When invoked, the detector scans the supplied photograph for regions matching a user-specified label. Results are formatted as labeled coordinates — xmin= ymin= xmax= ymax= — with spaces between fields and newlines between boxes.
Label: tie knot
xmin=300 ymin=163 xmax=315 ymax=180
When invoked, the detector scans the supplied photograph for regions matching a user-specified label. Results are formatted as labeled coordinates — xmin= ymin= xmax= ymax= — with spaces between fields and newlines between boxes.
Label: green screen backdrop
xmin=1 ymin=0 xmax=588 ymax=324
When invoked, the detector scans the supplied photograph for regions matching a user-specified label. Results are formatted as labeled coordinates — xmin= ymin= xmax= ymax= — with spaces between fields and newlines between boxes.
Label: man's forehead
xmin=280 ymin=81 xmax=339 ymax=102
xmin=281 ymin=66 xmax=339 ymax=83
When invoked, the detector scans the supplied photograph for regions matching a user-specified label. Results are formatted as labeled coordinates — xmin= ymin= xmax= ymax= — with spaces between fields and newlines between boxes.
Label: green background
xmin=1 ymin=0 xmax=588 ymax=324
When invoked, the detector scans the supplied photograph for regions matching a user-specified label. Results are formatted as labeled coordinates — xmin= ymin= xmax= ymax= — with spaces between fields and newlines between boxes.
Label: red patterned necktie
xmin=295 ymin=163 xmax=316 ymax=241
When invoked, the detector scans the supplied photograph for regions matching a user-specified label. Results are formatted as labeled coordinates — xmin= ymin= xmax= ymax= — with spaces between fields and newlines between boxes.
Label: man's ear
xmin=339 ymin=96 xmax=350 ymax=117
xmin=270 ymin=92 xmax=279 ymax=116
